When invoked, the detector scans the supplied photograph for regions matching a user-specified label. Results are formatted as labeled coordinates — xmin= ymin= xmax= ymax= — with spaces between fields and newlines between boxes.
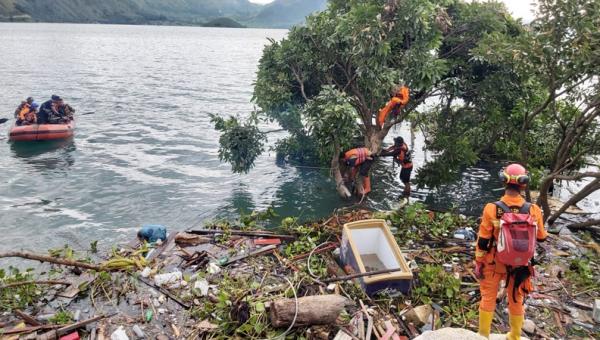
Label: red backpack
xmin=494 ymin=202 xmax=537 ymax=267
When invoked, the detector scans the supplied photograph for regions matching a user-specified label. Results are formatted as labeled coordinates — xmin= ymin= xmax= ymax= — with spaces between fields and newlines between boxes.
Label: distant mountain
xmin=0 ymin=0 xmax=326 ymax=28
xmin=249 ymin=0 xmax=328 ymax=28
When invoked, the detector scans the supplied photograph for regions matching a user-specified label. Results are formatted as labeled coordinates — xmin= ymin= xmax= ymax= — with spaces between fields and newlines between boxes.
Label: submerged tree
xmin=420 ymin=0 xmax=599 ymax=222
xmin=213 ymin=0 xmax=522 ymax=197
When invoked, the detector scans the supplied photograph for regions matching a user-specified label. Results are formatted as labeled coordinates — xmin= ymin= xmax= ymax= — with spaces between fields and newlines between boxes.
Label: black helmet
xmin=394 ymin=136 xmax=404 ymax=146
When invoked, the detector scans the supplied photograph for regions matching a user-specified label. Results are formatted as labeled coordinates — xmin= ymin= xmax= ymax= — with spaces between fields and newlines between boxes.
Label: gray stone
xmin=523 ymin=319 xmax=536 ymax=334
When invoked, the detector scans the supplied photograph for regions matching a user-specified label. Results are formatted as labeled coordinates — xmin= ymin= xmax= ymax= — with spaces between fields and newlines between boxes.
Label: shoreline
xmin=1 ymin=206 xmax=598 ymax=339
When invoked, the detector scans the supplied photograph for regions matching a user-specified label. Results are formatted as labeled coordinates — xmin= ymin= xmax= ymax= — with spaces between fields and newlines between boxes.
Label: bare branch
xmin=553 ymin=172 xmax=600 ymax=181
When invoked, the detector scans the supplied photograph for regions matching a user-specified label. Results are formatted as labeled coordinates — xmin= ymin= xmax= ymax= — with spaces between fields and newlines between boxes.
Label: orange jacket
xmin=475 ymin=194 xmax=548 ymax=265
xmin=377 ymin=86 xmax=409 ymax=127
xmin=18 ymin=103 xmax=31 ymax=120
xmin=344 ymin=148 xmax=372 ymax=166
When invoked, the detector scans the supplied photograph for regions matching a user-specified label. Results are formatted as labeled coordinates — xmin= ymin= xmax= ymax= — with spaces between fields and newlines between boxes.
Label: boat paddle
xmin=0 ymin=118 xmax=8 ymax=125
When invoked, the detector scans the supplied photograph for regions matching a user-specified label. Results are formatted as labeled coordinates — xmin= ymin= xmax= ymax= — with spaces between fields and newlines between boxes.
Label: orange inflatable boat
xmin=9 ymin=121 xmax=75 ymax=142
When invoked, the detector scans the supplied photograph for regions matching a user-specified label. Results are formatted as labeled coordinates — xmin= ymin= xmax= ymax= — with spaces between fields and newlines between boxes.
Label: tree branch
xmin=553 ymin=172 xmax=600 ymax=181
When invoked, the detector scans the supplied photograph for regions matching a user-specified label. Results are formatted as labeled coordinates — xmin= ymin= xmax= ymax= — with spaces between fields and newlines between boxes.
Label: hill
xmin=203 ymin=17 xmax=245 ymax=28
xmin=0 ymin=0 xmax=326 ymax=28
xmin=248 ymin=0 xmax=328 ymax=28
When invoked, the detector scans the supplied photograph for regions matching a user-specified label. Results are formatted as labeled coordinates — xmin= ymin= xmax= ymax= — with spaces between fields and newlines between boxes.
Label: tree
xmin=214 ymin=0 xmax=519 ymax=197
xmin=470 ymin=0 xmax=600 ymax=222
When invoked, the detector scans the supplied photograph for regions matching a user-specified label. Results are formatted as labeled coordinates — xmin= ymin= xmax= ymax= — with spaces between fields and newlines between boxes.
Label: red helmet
xmin=499 ymin=163 xmax=529 ymax=187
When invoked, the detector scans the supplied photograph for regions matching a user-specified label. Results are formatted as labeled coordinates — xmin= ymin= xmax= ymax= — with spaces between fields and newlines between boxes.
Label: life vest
xmin=344 ymin=148 xmax=370 ymax=166
xmin=18 ymin=103 xmax=31 ymax=120
xmin=395 ymin=143 xmax=413 ymax=168
xmin=494 ymin=202 xmax=537 ymax=267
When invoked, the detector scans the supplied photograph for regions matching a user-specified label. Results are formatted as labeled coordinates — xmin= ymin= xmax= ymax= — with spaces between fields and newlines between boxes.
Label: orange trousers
xmin=479 ymin=262 xmax=532 ymax=316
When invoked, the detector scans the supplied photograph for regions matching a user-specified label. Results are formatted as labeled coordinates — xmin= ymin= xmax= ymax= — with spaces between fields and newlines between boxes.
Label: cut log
xmin=269 ymin=295 xmax=348 ymax=328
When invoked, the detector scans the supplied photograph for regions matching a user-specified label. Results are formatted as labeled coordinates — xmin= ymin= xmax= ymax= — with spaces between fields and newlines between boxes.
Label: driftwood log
xmin=0 ymin=252 xmax=101 ymax=271
xmin=269 ymin=295 xmax=348 ymax=328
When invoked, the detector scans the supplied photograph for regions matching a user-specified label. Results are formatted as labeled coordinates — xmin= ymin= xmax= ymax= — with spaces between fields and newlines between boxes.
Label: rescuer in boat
xmin=16 ymin=102 xmax=39 ymax=126
xmin=475 ymin=163 xmax=548 ymax=340
xmin=38 ymin=95 xmax=62 ymax=124
xmin=51 ymin=99 xmax=75 ymax=123
xmin=377 ymin=85 xmax=409 ymax=128
xmin=14 ymin=97 xmax=34 ymax=118
xmin=340 ymin=147 xmax=376 ymax=196
xmin=379 ymin=136 xmax=413 ymax=198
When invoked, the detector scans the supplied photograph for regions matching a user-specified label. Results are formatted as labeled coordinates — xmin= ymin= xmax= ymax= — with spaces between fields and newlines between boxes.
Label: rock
xmin=158 ymin=295 xmax=166 ymax=304
xmin=593 ymin=299 xmax=600 ymax=323
xmin=157 ymin=308 xmax=167 ymax=314
xmin=403 ymin=305 xmax=433 ymax=327
xmin=132 ymin=324 xmax=145 ymax=338
xmin=414 ymin=328 xmax=486 ymax=340
xmin=523 ymin=319 xmax=535 ymax=334
xmin=156 ymin=335 xmax=169 ymax=340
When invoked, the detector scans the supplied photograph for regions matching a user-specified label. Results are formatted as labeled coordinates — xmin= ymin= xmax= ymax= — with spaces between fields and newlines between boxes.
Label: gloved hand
xmin=474 ymin=261 xmax=484 ymax=279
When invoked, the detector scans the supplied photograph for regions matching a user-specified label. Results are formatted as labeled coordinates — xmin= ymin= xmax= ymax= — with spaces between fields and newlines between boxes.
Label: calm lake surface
xmin=0 ymin=23 xmax=597 ymax=254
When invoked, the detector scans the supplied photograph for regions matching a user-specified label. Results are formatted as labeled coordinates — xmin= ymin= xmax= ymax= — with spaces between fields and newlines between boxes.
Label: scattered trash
xmin=132 ymin=324 xmax=145 ymax=338
xmin=110 ymin=326 xmax=129 ymax=340
xmin=1 ymin=207 xmax=597 ymax=339
xmin=153 ymin=271 xmax=182 ymax=286
xmin=594 ymin=299 xmax=600 ymax=323
xmin=137 ymin=224 xmax=167 ymax=243
xmin=452 ymin=227 xmax=476 ymax=240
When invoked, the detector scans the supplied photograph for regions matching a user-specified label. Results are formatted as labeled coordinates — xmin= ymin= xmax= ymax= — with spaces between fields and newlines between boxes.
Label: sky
xmin=248 ymin=0 xmax=538 ymax=22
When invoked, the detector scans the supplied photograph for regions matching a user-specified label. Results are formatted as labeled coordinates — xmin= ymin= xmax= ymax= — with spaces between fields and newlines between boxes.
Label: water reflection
xmin=10 ymin=140 xmax=76 ymax=172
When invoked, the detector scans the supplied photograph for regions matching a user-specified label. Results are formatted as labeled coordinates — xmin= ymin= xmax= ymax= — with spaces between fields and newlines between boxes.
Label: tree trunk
xmin=537 ymin=175 xmax=555 ymax=219
xmin=567 ymin=219 xmax=600 ymax=233
xmin=547 ymin=178 xmax=600 ymax=225
xmin=269 ymin=295 xmax=348 ymax=328
xmin=332 ymin=141 xmax=352 ymax=199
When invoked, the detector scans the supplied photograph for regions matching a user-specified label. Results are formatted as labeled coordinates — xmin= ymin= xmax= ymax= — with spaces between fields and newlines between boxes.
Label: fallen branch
xmin=0 ymin=252 xmax=101 ymax=271
xmin=0 ymin=280 xmax=71 ymax=290
xmin=188 ymin=229 xmax=296 ymax=240
xmin=567 ymin=219 xmax=600 ymax=233
xmin=135 ymin=275 xmax=191 ymax=309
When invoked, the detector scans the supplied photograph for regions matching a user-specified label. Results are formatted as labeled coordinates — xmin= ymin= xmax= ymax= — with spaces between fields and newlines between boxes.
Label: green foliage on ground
xmin=0 ymin=267 xmax=41 ymax=311
xmin=376 ymin=202 xmax=474 ymax=246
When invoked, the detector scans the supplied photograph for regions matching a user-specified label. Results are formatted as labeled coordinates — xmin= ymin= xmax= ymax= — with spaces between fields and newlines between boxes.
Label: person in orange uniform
xmin=380 ymin=136 xmax=413 ymax=197
xmin=14 ymin=97 xmax=34 ymax=118
xmin=16 ymin=102 xmax=39 ymax=126
xmin=377 ymin=85 xmax=409 ymax=128
xmin=475 ymin=163 xmax=548 ymax=339
xmin=341 ymin=147 xmax=375 ymax=195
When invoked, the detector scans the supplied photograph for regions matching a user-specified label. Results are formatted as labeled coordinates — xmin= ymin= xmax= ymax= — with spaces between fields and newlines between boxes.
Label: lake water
xmin=0 ymin=23 xmax=596 ymax=255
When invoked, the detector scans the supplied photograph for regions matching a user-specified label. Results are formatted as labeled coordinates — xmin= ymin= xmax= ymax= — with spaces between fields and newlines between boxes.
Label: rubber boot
xmin=506 ymin=314 xmax=524 ymax=340
xmin=478 ymin=310 xmax=493 ymax=338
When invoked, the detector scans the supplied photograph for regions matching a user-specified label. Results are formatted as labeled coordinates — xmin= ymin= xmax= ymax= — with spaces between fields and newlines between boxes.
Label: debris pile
xmin=0 ymin=204 xmax=598 ymax=339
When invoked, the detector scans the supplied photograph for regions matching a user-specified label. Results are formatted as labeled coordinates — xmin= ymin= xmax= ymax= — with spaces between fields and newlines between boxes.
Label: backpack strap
xmin=494 ymin=201 xmax=511 ymax=218
xmin=520 ymin=202 xmax=532 ymax=214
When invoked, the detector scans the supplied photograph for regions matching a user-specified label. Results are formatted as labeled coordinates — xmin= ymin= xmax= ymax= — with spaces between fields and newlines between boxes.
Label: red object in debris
xmin=60 ymin=332 xmax=80 ymax=340
xmin=254 ymin=238 xmax=281 ymax=246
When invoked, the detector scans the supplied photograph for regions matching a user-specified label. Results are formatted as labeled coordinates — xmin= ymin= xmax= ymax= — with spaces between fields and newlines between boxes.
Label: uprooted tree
xmin=417 ymin=0 xmax=599 ymax=223
xmin=212 ymin=0 xmax=527 ymax=198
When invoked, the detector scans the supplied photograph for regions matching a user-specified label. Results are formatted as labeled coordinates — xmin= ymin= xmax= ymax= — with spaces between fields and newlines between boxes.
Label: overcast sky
xmin=248 ymin=0 xmax=538 ymax=22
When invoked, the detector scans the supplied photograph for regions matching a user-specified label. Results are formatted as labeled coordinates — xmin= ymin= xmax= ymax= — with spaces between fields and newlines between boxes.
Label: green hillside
xmin=247 ymin=0 xmax=327 ymax=28
xmin=0 ymin=0 xmax=326 ymax=27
